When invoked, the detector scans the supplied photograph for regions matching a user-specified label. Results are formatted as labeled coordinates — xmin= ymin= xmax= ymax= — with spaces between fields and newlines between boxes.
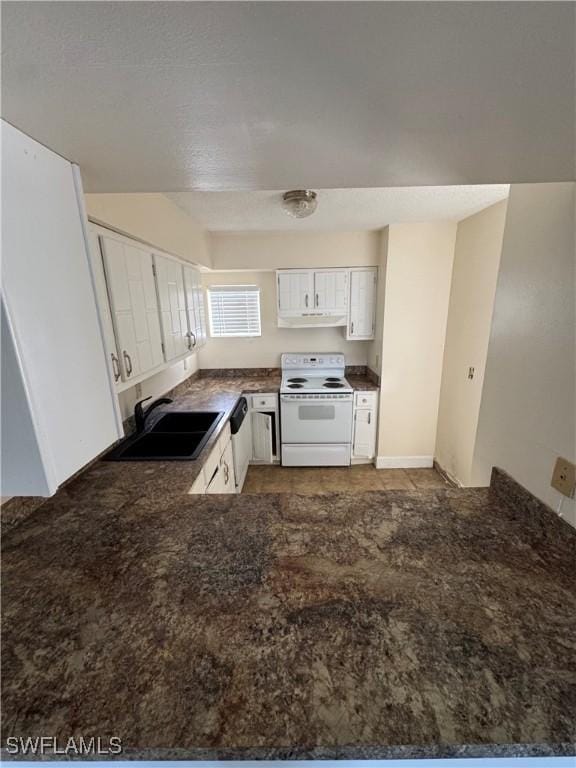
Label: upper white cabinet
xmin=276 ymin=267 xmax=376 ymax=333
xmin=347 ymin=268 xmax=377 ymax=340
xmin=277 ymin=271 xmax=314 ymax=315
xmin=183 ymin=265 xmax=207 ymax=351
xmin=276 ymin=268 xmax=349 ymax=326
xmin=154 ymin=253 xmax=189 ymax=362
xmin=313 ymin=269 xmax=348 ymax=314
xmin=1 ymin=121 xmax=121 ymax=496
xmin=100 ymin=235 xmax=164 ymax=380
xmin=87 ymin=228 xmax=122 ymax=384
xmin=90 ymin=226 xmax=208 ymax=386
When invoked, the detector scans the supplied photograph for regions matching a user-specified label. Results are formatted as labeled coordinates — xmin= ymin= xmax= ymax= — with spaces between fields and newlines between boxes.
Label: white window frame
xmin=207 ymin=284 xmax=262 ymax=338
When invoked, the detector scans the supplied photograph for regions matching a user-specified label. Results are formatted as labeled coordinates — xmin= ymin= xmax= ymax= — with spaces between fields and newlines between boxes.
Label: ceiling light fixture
xmin=282 ymin=189 xmax=318 ymax=219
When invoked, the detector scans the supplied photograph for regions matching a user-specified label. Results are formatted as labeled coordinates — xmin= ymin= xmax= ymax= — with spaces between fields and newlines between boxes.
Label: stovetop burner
xmin=323 ymin=382 xmax=345 ymax=389
xmin=325 ymin=377 xmax=341 ymax=382
xmin=288 ymin=377 xmax=308 ymax=383
xmin=287 ymin=383 xmax=304 ymax=389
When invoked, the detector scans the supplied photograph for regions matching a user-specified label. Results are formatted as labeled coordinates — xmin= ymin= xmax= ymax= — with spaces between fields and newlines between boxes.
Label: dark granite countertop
xmin=2 ymin=464 xmax=575 ymax=759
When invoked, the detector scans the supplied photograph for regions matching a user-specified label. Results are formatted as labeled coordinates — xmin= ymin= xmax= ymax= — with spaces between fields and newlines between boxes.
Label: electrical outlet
xmin=135 ymin=383 xmax=143 ymax=400
xmin=551 ymin=457 xmax=576 ymax=498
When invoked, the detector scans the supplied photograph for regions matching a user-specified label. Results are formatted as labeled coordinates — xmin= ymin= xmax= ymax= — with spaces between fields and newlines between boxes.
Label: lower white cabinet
xmin=352 ymin=391 xmax=378 ymax=461
xmin=250 ymin=394 xmax=280 ymax=464
xmin=206 ymin=440 xmax=235 ymax=494
xmin=188 ymin=423 xmax=237 ymax=495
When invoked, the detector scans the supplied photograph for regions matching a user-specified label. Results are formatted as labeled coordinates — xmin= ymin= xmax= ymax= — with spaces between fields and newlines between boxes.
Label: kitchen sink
xmin=103 ymin=410 xmax=225 ymax=461
xmin=150 ymin=411 xmax=222 ymax=433
xmin=118 ymin=432 xmax=207 ymax=459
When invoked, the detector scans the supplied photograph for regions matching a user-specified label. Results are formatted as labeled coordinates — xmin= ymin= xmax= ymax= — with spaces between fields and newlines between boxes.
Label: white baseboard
xmin=376 ymin=455 xmax=434 ymax=469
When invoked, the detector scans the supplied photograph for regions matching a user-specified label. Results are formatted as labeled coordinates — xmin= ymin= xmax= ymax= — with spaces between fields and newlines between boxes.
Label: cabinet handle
xmin=111 ymin=353 xmax=121 ymax=382
xmin=368 ymin=412 xmax=371 ymax=425
xmin=315 ymin=293 xmax=319 ymax=307
xmin=351 ymin=321 xmax=354 ymax=335
xmin=191 ymin=331 xmax=196 ymax=348
xmin=223 ymin=460 xmax=230 ymax=484
xmin=305 ymin=294 xmax=309 ymax=308
xmin=123 ymin=351 xmax=133 ymax=376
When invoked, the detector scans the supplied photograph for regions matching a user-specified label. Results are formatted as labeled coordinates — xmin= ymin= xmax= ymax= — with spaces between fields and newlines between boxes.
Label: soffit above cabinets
xmin=168 ymin=186 xmax=510 ymax=233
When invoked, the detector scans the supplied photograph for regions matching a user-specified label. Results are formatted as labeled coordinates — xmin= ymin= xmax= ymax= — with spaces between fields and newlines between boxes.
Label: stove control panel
xmin=281 ymin=353 xmax=345 ymax=370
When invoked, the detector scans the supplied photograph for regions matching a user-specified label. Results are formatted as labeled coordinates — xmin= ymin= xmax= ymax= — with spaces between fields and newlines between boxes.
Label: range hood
xmin=278 ymin=313 xmax=347 ymax=328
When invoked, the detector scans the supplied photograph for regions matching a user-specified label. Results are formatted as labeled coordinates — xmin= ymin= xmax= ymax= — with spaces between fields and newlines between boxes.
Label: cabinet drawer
xmin=250 ymin=393 xmax=278 ymax=410
xmin=354 ymin=391 xmax=378 ymax=408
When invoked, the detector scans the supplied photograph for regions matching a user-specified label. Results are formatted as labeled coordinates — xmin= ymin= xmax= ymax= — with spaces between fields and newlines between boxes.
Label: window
xmin=207 ymin=285 xmax=261 ymax=337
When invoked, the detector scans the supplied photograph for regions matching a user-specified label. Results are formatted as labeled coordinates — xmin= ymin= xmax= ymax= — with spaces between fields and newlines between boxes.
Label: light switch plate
xmin=551 ymin=457 xmax=576 ymax=498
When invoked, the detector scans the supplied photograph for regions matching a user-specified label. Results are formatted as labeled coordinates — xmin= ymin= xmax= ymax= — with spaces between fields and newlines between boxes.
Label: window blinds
xmin=208 ymin=285 xmax=261 ymax=337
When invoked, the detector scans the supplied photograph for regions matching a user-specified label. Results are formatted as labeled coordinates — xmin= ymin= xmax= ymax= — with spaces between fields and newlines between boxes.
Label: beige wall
xmin=435 ymin=200 xmax=508 ymax=485
xmin=85 ymin=193 xmax=212 ymax=268
xmin=472 ymin=183 xmax=576 ymax=528
xmin=376 ymin=222 xmax=457 ymax=465
xmin=118 ymin=354 xmax=200 ymax=423
xmin=210 ymin=231 xmax=379 ymax=271
xmin=368 ymin=228 xmax=389 ymax=376
xmin=199 ymin=271 xmax=370 ymax=369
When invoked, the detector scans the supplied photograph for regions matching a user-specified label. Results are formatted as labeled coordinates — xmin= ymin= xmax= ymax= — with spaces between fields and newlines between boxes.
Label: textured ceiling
xmin=2 ymin=2 xmax=574 ymax=192
xmin=167 ymin=186 xmax=510 ymax=232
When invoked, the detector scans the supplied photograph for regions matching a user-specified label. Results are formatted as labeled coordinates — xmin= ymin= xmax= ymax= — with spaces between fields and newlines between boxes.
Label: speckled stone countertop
xmin=2 ymin=460 xmax=575 ymax=759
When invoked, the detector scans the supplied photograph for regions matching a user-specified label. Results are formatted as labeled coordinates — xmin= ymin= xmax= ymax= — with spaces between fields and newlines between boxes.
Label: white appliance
xmin=280 ymin=353 xmax=353 ymax=466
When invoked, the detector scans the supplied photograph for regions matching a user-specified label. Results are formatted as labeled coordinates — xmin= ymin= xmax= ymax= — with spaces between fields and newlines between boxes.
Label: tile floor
xmin=242 ymin=464 xmax=452 ymax=494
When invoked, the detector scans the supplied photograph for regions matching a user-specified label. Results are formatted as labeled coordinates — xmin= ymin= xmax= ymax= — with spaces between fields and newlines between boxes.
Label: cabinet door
xmin=252 ymin=411 xmax=274 ymax=463
xmin=2 ymin=122 xmax=121 ymax=495
xmin=87 ymin=229 xmax=122 ymax=384
xmin=101 ymin=236 xmax=163 ymax=380
xmin=313 ymin=270 xmax=348 ymax=313
xmin=220 ymin=440 xmax=237 ymax=494
xmin=353 ymin=408 xmax=377 ymax=459
xmin=205 ymin=463 xmax=226 ymax=493
xmin=277 ymin=271 xmax=313 ymax=314
xmin=154 ymin=254 xmax=189 ymax=361
xmin=183 ymin=265 xmax=207 ymax=351
xmin=348 ymin=268 xmax=377 ymax=339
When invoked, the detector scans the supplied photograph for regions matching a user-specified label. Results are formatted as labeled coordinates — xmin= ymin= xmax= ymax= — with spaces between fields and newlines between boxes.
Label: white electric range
xmin=280 ymin=353 xmax=354 ymax=466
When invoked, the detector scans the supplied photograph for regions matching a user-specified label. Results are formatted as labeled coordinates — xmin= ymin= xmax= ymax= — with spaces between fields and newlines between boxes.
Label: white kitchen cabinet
xmin=352 ymin=391 xmax=378 ymax=462
xmin=276 ymin=268 xmax=354 ymax=326
xmin=250 ymin=393 xmax=280 ymax=464
xmin=347 ymin=268 xmax=377 ymax=340
xmin=277 ymin=271 xmax=314 ymax=314
xmin=183 ymin=265 xmax=207 ymax=352
xmin=154 ymin=254 xmax=189 ymax=362
xmin=87 ymin=228 xmax=123 ymax=384
xmin=100 ymin=235 xmax=164 ymax=380
xmin=1 ymin=121 xmax=121 ymax=496
xmin=189 ymin=422 xmax=236 ymax=494
xmin=313 ymin=269 xmax=348 ymax=313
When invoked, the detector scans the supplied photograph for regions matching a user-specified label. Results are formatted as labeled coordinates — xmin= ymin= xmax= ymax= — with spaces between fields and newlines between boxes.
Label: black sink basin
xmin=150 ymin=411 xmax=222 ymax=433
xmin=117 ymin=432 xmax=207 ymax=459
xmin=103 ymin=410 xmax=225 ymax=461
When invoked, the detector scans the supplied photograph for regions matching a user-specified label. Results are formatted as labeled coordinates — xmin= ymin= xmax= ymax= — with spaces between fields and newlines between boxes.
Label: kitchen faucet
xmin=134 ymin=396 xmax=173 ymax=433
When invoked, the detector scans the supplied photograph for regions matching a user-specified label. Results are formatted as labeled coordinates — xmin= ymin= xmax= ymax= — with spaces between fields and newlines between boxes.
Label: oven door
xmin=280 ymin=396 xmax=353 ymax=444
